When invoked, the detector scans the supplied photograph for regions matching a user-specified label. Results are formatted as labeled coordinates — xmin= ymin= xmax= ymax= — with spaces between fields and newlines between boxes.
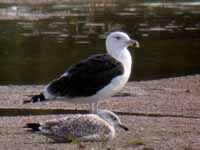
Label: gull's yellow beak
xmin=127 ymin=40 xmax=140 ymax=48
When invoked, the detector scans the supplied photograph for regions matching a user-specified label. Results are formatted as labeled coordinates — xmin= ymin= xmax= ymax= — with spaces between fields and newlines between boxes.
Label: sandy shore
xmin=0 ymin=75 xmax=200 ymax=150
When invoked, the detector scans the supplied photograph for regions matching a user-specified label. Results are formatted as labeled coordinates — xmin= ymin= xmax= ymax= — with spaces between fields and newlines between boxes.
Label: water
xmin=0 ymin=0 xmax=200 ymax=84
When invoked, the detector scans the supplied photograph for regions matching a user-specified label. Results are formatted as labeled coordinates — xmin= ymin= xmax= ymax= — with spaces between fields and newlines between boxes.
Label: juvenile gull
xmin=25 ymin=109 xmax=128 ymax=142
xmin=25 ymin=31 xmax=139 ymax=112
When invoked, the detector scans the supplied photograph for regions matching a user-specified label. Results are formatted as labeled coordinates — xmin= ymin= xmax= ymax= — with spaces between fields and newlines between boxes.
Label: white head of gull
xmin=106 ymin=31 xmax=139 ymax=80
xmin=25 ymin=109 xmax=128 ymax=142
xmin=25 ymin=31 xmax=139 ymax=112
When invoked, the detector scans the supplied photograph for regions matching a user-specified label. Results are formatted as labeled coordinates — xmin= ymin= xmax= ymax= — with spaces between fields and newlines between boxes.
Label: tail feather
xmin=25 ymin=123 xmax=41 ymax=132
xmin=31 ymin=93 xmax=46 ymax=103
xmin=23 ymin=93 xmax=46 ymax=104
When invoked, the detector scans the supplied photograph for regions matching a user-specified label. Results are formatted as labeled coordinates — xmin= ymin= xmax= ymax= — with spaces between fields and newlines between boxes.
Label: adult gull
xmin=25 ymin=31 xmax=139 ymax=112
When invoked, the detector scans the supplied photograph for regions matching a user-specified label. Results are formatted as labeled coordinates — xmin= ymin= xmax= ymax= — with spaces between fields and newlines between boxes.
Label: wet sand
xmin=0 ymin=75 xmax=200 ymax=150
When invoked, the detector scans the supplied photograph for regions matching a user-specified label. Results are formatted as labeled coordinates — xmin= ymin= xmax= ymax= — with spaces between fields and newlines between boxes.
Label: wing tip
xmin=24 ymin=123 xmax=41 ymax=132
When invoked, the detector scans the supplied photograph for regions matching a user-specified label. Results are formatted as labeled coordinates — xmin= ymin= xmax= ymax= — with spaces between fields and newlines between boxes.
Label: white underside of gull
xmin=93 ymin=48 xmax=132 ymax=99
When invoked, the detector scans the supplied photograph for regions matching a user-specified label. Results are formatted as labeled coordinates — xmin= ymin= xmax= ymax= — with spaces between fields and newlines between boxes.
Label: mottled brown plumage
xmin=25 ymin=110 xmax=128 ymax=142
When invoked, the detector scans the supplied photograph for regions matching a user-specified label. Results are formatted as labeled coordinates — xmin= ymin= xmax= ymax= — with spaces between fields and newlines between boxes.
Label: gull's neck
xmin=108 ymin=48 xmax=132 ymax=77
xmin=103 ymin=118 xmax=116 ymax=140
xmin=97 ymin=113 xmax=116 ymax=139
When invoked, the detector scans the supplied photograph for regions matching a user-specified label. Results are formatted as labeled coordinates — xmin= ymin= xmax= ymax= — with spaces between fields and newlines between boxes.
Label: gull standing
xmin=25 ymin=31 xmax=139 ymax=112
xmin=25 ymin=109 xmax=128 ymax=142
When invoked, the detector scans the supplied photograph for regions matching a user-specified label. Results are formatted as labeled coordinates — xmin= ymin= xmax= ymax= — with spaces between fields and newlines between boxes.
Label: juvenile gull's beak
xmin=127 ymin=40 xmax=140 ymax=48
xmin=118 ymin=123 xmax=129 ymax=131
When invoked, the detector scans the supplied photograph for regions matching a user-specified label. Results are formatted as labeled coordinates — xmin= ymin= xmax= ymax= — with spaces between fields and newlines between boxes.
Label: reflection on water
xmin=0 ymin=0 xmax=200 ymax=84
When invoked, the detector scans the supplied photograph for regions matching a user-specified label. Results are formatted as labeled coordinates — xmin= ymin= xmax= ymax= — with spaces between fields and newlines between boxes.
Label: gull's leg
xmin=90 ymin=103 xmax=94 ymax=113
xmin=74 ymin=104 xmax=78 ymax=111
xmin=94 ymin=102 xmax=99 ymax=112
xmin=90 ymin=102 xmax=99 ymax=113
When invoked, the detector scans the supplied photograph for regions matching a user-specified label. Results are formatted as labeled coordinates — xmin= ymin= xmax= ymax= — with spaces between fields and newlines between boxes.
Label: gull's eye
xmin=115 ymin=36 xmax=121 ymax=40
xmin=111 ymin=116 xmax=117 ymax=121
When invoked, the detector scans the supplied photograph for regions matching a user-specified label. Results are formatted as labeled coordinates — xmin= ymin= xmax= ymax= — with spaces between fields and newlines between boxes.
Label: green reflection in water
xmin=0 ymin=0 xmax=200 ymax=84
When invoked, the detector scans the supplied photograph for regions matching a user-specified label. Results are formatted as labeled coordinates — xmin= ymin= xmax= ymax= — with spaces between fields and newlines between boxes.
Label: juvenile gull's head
xmin=97 ymin=109 xmax=129 ymax=131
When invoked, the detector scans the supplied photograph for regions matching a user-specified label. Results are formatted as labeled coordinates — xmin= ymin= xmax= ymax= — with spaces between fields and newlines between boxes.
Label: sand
xmin=0 ymin=74 xmax=200 ymax=150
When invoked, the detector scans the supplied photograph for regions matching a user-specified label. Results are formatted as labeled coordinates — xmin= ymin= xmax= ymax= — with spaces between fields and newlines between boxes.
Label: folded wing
xmin=46 ymin=54 xmax=124 ymax=98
